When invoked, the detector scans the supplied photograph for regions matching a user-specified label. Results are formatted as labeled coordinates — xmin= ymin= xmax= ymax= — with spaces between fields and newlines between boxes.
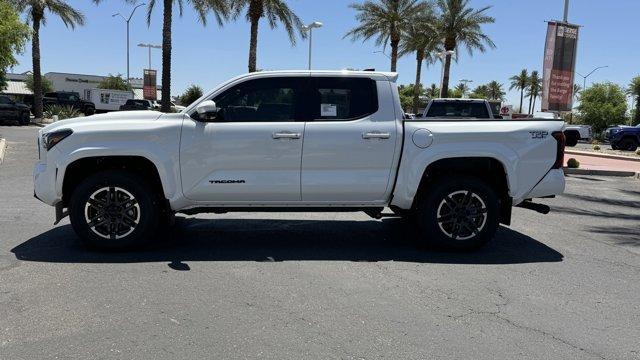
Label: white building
xmin=2 ymin=71 xmax=163 ymax=101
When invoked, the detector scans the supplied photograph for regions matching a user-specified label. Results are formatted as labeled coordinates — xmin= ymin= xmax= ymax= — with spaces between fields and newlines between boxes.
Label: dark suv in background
xmin=119 ymin=99 xmax=156 ymax=111
xmin=0 ymin=95 xmax=31 ymax=125
xmin=23 ymin=92 xmax=96 ymax=116
xmin=606 ymin=124 xmax=640 ymax=151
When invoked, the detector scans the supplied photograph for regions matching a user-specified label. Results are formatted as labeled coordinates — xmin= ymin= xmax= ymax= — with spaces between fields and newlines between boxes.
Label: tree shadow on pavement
xmin=588 ymin=226 xmax=640 ymax=247
xmin=12 ymin=217 xmax=563 ymax=266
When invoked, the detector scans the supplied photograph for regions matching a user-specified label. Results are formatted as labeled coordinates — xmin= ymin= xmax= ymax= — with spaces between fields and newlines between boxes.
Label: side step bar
xmin=516 ymin=201 xmax=550 ymax=214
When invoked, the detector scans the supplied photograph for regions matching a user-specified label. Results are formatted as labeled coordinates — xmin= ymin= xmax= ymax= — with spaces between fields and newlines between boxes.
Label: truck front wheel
xmin=416 ymin=176 xmax=499 ymax=251
xmin=69 ymin=170 xmax=160 ymax=250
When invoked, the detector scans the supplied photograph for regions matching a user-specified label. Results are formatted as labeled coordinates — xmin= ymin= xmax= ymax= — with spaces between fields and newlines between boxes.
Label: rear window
xmin=425 ymin=101 xmax=491 ymax=119
xmin=309 ymin=77 xmax=378 ymax=121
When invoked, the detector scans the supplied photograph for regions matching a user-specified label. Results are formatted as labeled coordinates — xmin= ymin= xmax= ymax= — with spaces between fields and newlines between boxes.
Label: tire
xmin=617 ymin=137 xmax=638 ymax=152
xmin=416 ymin=176 xmax=499 ymax=251
xmin=84 ymin=107 xmax=95 ymax=116
xmin=69 ymin=170 xmax=160 ymax=250
xmin=18 ymin=111 xmax=30 ymax=126
xmin=564 ymin=131 xmax=579 ymax=147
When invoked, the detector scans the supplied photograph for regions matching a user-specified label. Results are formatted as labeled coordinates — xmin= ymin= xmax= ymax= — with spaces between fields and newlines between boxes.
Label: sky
xmin=11 ymin=0 xmax=640 ymax=112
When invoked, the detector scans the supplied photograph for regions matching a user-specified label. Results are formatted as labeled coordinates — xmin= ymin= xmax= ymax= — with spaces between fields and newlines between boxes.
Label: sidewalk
xmin=565 ymin=153 xmax=640 ymax=173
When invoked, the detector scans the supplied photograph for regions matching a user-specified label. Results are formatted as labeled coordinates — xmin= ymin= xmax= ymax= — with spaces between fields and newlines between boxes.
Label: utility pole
xmin=112 ymin=3 xmax=146 ymax=84
xmin=563 ymin=0 xmax=570 ymax=22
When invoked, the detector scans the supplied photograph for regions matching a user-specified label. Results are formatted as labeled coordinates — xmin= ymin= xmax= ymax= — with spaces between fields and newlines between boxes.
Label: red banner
xmin=542 ymin=22 xmax=579 ymax=112
xmin=143 ymin=69 xmax=157 ymax=100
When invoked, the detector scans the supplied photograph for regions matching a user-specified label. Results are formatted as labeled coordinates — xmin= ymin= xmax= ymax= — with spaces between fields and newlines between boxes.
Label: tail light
xmin=551 ymin=131 xmax=565 ymax=169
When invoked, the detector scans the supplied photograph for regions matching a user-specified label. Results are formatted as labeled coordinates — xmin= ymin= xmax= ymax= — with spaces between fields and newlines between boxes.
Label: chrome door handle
xmin=362 ymin=131 xmax=390 ymax=139
xmin=272 ymin=131 xmax=301 ymax=139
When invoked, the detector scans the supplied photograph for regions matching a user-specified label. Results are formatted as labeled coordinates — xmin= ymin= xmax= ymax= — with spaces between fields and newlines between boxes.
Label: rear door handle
xmin=272 ymin=131 xmax=301 ymax=139
xmin=362 ymin=131 xmax=390 ymax=139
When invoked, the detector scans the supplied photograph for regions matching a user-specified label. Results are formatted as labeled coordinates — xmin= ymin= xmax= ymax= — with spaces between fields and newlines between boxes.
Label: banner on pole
xmin=541 ymin=21 xmax=579 ymax=112
xmin=143 ymin=69 xmax=157 ymax=100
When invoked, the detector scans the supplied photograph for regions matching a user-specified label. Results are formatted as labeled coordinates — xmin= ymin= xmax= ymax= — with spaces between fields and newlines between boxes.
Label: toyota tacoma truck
xmin=605 ymin=124 xmax=640 ymax=151
xmin=33 ymin=71 xmax=566 ymax=251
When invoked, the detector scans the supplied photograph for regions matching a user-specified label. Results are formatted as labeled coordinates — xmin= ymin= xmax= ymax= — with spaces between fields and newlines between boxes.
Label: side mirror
xmin=195 ymin=100 xmax=218 ymax=121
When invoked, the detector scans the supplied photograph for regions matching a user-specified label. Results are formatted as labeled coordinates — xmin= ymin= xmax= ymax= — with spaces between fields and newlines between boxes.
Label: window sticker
xmin=321 ymin=103 xmax=337 ymax=117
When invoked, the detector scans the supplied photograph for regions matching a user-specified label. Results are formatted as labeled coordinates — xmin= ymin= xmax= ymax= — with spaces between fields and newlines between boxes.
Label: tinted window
xmin=210 ymin=77 xmax=304 ymax=122
xmin=309 ymin=77 xmax=378 ymax=120
xmin=426 ymin=101 xmax=490 ymax=119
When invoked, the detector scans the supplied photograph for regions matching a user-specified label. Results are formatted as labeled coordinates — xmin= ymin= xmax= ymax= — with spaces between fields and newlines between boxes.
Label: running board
xmin=516 ymin=201 xmax=550 ymax=214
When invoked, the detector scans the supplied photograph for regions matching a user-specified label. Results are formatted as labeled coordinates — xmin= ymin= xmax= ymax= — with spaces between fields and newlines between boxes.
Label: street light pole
xmin=563 ymin=0 xmax=570 ymax=22
xmin=112 ymin=3 xmax=146 ymax=84
xmin=137 ymin=43 xmax=162 ymax=69
xmin=303 ymin=22 xmax=323 ymax=70
xmin=576 ymin=65 xmax=608 ymax=89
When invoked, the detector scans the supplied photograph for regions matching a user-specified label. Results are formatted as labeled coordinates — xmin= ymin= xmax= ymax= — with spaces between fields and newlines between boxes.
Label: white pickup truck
xmin=34 ymin=70 xmax=566 ymax=251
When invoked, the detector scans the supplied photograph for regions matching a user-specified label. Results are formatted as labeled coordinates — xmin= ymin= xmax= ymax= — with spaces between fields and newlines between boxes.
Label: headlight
xmin=42 ymin=129 xmax=73 ymax=151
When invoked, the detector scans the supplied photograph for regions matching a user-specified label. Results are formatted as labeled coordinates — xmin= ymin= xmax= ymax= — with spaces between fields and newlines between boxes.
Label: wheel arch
xmin=61 ymin=155 xmax=167 ymax=206
xmin=411 ymin=157 xmax=512 ymax=225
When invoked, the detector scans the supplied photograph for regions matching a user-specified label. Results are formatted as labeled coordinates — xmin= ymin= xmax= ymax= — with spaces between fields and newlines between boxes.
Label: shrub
xmin=567 ymin=158 xmax=580 ymax=168
xmin=179 ymin=85 xmax=204 ymax=106
xmin=636 ymin=149 xmax=640 ymax=156
xmin=44 ymin=105 xmax=80 ymax=120
xmin=593 ymin=144 xmax=601 ymax=151
xmin=590 ymin=139 xmax=600 ymax=145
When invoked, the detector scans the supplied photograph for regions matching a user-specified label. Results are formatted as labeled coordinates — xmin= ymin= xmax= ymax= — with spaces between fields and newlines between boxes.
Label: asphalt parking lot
xmin=1 ymin=125 xmax=639 ymax=359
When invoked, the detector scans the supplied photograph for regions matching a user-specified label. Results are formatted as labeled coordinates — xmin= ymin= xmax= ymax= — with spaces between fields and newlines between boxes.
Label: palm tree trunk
xmin=528 ymin=95 xmax=533 ymax=115
xmin=248 ymin=18 xmax=259 ymax=72
xmin=412 ymin=50 xmax=424 ymax=115
xmin=635 ymin=96 xmax=640 ymax=125
xmin=247 ymin=1 xmax=262 ymax=73
xmin=440 ymin=53 xmax=452 ymax=98
xmin=532 ymin=95 xmax=537 ymax=114
xmin=519 ymin=89 xmax=524 ymax=113
xmin=32 ymin=13 xmax=43 ymax=119
xmin=389 ymin=38 xmax=399 ymax=72
xmin=160 ymin=0 xmax=172 ymax=113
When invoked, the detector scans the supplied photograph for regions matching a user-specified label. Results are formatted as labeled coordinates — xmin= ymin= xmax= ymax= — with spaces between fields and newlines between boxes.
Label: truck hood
xmin=40 ymin=110 xmax=164 ymax=133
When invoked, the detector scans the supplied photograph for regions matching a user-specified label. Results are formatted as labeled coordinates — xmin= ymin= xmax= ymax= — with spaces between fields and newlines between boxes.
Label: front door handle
xmin=362 ymin=131 xmax=390 ymax=140
xmin=272 ymin=131 xmax=301 ymax=139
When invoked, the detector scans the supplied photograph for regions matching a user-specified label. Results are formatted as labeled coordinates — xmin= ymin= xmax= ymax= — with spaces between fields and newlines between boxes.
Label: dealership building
xmin=2 ymin=71 xmax=162 ymax=101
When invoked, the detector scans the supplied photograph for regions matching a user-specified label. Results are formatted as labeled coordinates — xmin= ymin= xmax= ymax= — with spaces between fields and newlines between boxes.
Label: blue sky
xmin=11 ymin=0 xmax=640 ymax=111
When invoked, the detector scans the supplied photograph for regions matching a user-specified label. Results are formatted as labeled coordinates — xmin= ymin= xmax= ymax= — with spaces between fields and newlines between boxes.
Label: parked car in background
xmin=29 ymin=92 xmax=96 ymax=116
xmin=87 ymin=89 xmax=133 ymax=112
xmin=0 ymin=95 xmax=30 ymax=125
xmin=564 ymin=125 xmax=592 ymax=147
xmin=422 ymin=99 xmax=497 ymax=119
xmin=119 ymin=99 xmax=156 ymax=111
xmin=34 ymin=70 xmax=566 ymax=252
xmin=605 ymin=124 xmax=640 ymax=151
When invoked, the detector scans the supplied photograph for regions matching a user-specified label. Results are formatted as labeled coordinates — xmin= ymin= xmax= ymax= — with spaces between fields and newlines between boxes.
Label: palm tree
xmin=527 ymin=71 xmax=542 ymax=114
xmin=15 ymin=0 xmax=85 ymax=119
xmin=509 ymin=69 xmax=529 ymax=113
xmin=96 ymin=0 xmax=228 ymax=112
xmin=231 ymin=0 xmax=304 ymax=73
xmin=454 ymin=82 xmax=469 ymax=98
xmin=426 ymin=83 xmax=440 ymax=99
xmin=435 ymin=0 xmax=495 ymax=98
xmin=399 ymin=7 xmax=438 ymax=114
xmin=486 ymin=80 xmax=504 ymax=100
xmin=345 ymin=0 xmax=428 ymax=72
xmin=470 ymin=84 xmax=489 ymax=100
xmin=627 ymin=76 xmax=640 ymax=125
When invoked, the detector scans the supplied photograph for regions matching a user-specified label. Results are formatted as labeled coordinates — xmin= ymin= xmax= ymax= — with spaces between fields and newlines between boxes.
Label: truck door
xmin=179 ymin=76 xmax=307 ymax=203
xmin=300 ymin=77 xmax=399 ymax=203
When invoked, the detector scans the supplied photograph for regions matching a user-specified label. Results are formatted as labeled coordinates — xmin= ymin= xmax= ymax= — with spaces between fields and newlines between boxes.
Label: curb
xmin=563 ymin=167 xmax=639 ymax=178
xmin=30 ymin=122 xmax=46 ymax=128
xmin=0 ymin=138 xmax=6 ymax=165
xmin=565 ymin=149 xmax=640 ymax=162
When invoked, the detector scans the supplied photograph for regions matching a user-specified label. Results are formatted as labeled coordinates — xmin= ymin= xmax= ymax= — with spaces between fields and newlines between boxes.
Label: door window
xmin=309 ymin=77 xmax=378 ymax=121
xmin=205 ymin=77 xmax=304 ymax=122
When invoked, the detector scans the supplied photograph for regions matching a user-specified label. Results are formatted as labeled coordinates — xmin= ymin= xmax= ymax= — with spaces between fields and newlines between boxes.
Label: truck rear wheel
xmin=617 ymin=137 xmax=638 ymax=151
xmin=84 ymin=107 xmax=95 ymax=116
xmin=564 ymin=131 xmax=579 ymax=147
xmin=416 ymin=176 xmax=499 ymax=251
xmin=69 ymin=170 xmax=160 ymax=250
